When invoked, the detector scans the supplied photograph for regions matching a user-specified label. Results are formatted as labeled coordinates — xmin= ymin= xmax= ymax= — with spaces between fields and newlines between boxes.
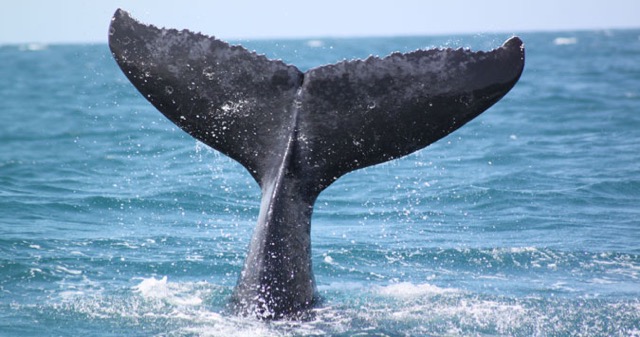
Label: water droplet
xmin=167 ymin=65 xmax=179 ymax=74
xmin=165 ymin=86 xmax=174 ymax=95
xmin=109 ymin=26 xmax=115 ymax=36
xmin=202 ymin=66 xmax=215 ymax=80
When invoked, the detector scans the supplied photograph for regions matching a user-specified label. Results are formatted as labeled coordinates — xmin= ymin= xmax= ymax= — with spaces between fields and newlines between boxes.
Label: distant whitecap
xmin=306 ymin=39 xmax=324 ymax=48
xmin=553 ymin=37 xmax=578 ymax=46
xmin=19 ymin=43 xmax=48 ymax=51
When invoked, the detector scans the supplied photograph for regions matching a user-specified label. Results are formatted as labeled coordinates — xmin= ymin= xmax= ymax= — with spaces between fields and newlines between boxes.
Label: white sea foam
xmin=47 ymin=275 xmax=640 ymax=336
xmin=505 ymin=246 xmax=539 ymax=254
xmin=323 ymin=255 xmax=335 ymax=264
xmin=112 ymin=241 xmax=140 ymax=249
xmin=376 ymin=282 xmax=459 ymax=298
xmin=55 ymin=265 xmax=83 ymax=275
xmin=133 ymin=276 xmax=203 ymax=306
xmin=318 ymin=281 xmax=365 ymax=292
xmin=186 ymin=254 xmax=205 ymax=262
xmin=59 ymin=290 xmax=87 ymax=300
xmin=590 ymin=277 xmax=615 ymax=284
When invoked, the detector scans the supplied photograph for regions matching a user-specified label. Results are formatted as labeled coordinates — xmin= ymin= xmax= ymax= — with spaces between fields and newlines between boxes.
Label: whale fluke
xmin=109 ymin=8 xmax=524 ymax=319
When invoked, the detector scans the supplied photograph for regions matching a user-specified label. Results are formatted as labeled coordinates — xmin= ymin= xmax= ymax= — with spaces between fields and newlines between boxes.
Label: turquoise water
xmin=1 ymin=29 xmax=639 ymax=336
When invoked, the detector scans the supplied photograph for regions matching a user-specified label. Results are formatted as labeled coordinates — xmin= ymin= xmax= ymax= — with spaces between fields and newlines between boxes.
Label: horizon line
xmin=2 ymin=25 xmax=639 ymax=46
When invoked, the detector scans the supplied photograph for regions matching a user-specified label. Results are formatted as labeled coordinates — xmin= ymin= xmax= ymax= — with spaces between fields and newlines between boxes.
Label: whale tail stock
xmin=109 ymin=9 xmax=524 ymax=318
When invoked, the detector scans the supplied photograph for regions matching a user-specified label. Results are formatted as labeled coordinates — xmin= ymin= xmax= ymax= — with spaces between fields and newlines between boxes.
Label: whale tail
xmin=109 ymin=8 xmax=524 ymax=318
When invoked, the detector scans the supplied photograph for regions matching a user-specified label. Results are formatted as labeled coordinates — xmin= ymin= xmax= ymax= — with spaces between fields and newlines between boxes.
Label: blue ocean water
xmin=1 ymin=29 xmax=639 ymax=336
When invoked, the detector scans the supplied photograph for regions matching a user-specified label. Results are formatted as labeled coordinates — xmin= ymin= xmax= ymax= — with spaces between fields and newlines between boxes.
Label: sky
xmin=1 ymin=0 xmax=638 ymax=44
